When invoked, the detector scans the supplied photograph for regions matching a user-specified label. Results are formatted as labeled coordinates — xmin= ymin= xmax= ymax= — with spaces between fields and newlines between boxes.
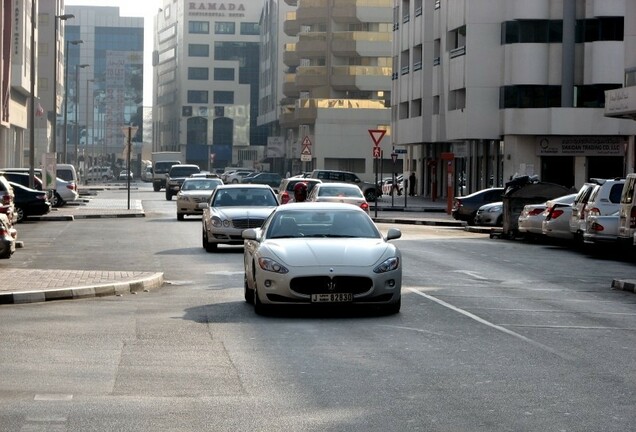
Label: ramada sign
xmin=189 ymin=2 xmax=246 ymax=11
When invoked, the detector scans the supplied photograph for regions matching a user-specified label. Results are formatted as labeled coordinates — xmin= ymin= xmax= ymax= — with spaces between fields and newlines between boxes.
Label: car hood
xmin=213 ymin=206 xmax=277 ymax=219
xmin=265 ymin=238 xmax=392 ymax=267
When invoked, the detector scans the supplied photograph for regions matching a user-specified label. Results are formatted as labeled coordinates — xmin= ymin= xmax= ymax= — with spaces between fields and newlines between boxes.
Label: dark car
xmin=452 ymin=187 xmax=505 ymax=225
xmin=241 ymin=172 xmax=283 ymax=190
xmin=0 ymin=171 xmax=43 ymax=190
xmin=9 ymin=182 xmax=51 ymax=222
xmin=165 ymin=164 xmax=201 ymax=200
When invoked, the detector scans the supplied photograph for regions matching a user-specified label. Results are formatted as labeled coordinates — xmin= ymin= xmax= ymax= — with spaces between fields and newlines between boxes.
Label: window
xmin=411 ymin=99 xmax=422 ymax=117
xmin=240 ymin=22 xmax=260 ymax=35
xmin=214 ymin=68 xmax=235 ymax=81
xmin=399 ymin=102 xmax=409 ymax=119
xmin=188 ymin=90 xmax=208 ymax=104
xmin=500 ymin=86 xmax=561 ymax=108
xmin=575 ymin=84 xmax=621 ymax=108
xmin=189 ymin=21 xmax=209 ymax=34
xmin=188 ymin=44 xmax=209 ymax=57
xmin=448 ymin=89 xmax=466 ymax=111
xmin=502 ymin=20 xmax=562 ymax=44
xmin=215 ymin=22 xmax=235 ymax=34
xmin=214 ymin=91 xmax=234 ymax=104
xmin=188 ymin=67 xmax=209 ymax=80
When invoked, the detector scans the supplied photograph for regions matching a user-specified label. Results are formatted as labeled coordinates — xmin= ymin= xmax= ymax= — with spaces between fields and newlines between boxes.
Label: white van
xmin=617 ymin=173 xmax=636 ymax=248
xmin=56 ymin=164 xmax=79 ymax=186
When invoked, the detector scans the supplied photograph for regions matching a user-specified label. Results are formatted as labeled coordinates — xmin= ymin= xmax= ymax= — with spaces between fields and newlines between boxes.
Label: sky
xmin=65 ymin=0 xmax=162 ymax=103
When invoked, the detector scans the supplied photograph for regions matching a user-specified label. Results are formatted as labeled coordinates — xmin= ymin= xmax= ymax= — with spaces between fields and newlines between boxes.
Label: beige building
xmin=279 ymin=0 xmax=393 ymax=180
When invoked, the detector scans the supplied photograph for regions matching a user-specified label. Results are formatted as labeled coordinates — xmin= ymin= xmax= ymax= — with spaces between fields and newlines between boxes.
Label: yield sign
xmin=368 ymin=129 xmax=386 ymax=147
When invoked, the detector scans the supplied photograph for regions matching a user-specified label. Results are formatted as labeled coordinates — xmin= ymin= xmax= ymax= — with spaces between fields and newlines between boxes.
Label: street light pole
xmin=74 ymin=64 xmax=89 ymax=167
xmin=86 ymin=79 xmax=94 ymax=174
xmin=62 ymin=39 xmax=83 ymax=163
xmin=51 ymin=12 xmax=74 ymax=155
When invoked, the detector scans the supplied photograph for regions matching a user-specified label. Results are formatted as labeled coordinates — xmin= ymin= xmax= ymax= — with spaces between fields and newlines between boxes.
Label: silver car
xmin=242 ymin=203 xmax=402 ymax=315
xmin=176 ymin=177 xmax=223 ymax=220
xmin=201 ymin=184 xmax=279 ymax=252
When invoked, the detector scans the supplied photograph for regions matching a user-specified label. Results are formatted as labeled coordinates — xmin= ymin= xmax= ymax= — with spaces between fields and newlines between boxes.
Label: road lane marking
xmin=408 ymin=288 xmax=576 ymax=361
xmin=451 ymin=270 xmax=489 ymax=280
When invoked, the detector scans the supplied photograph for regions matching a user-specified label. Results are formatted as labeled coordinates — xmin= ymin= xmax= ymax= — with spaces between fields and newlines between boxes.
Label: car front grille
xmin=291 ymin=276 xmax=373 ymax=295
xmin=232 ymin=218 xmax=266 ymax=229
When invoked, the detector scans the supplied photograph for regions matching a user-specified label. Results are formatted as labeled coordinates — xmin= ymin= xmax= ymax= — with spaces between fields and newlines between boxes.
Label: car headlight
xmin=373 ymin=257 xmax=400 ymax=273
xmin=211 ymin=216 xmax=224 ymax=227
xmin=488 ymin=206 xmax=502 ymax=213
xmin=258 ymin=257 xmax=289 ymax=274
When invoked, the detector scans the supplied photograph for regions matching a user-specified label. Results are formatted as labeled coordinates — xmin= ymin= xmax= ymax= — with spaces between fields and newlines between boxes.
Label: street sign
xmin=368 ymin=129 xmax=386 ymax=147
xmin=301 ymin=154 xmax=311 ymax=162
xmin=394 ymin=148 xmax=407 ymax=154
xmin=372 ymin=146 xmax=381 ymax=158
xmin=302 ymin=136 xmax=312 ymax=147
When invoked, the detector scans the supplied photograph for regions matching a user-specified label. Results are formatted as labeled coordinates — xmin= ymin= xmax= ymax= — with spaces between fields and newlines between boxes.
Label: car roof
xmin=273 ymin=202 xmax=369 ymax=213
xmin=216 ymin=183 xmax=274 ymax=190
xmin=314 ymin=182 xmax=360 ymax=189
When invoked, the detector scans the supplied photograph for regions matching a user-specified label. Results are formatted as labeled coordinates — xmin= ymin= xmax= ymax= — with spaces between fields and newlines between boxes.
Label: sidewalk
xmin=2 ymin=190 xmax=631 ymax=305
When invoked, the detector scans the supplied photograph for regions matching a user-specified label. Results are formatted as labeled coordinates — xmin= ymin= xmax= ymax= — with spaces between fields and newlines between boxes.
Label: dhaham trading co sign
xmin=536 ymin=136 xmax=625 ymax=156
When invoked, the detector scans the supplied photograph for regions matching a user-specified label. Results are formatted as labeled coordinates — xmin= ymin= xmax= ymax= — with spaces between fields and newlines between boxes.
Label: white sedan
xmin=242 ymin=203 xmax=402 ymax=315
xmin=176 ymin=177 xmax=223 ymax=220
xmin=306 ymin=182 xmax=370 ymax=213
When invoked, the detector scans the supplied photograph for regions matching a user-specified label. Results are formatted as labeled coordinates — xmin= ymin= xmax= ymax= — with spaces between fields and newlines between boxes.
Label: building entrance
xmin=541 ymin=156 xmax=574 ymax=188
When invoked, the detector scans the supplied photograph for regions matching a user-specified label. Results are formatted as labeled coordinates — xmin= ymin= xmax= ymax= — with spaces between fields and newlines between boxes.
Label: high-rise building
xmin=152 ymin=1 xmax=264 ymax=170
xmin=279 ymin=0 xmax=393 ymax=178
xmin=65 ymin=5 xmax=143 ymax=170
xmin=393 ymin=0 xmax=636 ymax=198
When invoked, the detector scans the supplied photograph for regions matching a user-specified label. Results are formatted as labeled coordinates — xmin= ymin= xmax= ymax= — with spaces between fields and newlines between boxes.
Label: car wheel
xmin=51 ymin=192 xmax=64 ymax=208
xmin=382 ymin=298 xmax=401 ymax=315
xmin=253 ymin=284 xmax=269 ymax=316
xmin=165 ymin=192 xmax=172 ymax=201
xmin=364 ymin=189 xmax=377 ymax=202
xmin=496 ymin=215 xmax=503 ymax=226
xmin=244 ymin=273 xmax=254 ymax=304
xmin=15 ymin=207 xmax=24 ymax=223
xmin=231 ymin=179 xmax=239 ymax=183
xmin=202 ymin=229 xmax=217 ymax=252
xmin=177 ymin=213 xmax=184 ymax=221
xmin=153 ymin=184 xmax=160 ymax=192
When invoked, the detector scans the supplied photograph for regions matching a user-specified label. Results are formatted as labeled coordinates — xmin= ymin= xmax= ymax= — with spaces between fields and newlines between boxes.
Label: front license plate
xmin=311 ymin=293 xmax=353 ymax=303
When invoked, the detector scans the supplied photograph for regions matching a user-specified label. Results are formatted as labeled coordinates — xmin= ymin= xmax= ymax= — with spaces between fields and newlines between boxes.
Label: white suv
xmin=570 ymin=178 xmax=624 ymax=243
xmin=86 ymin=166 xmax=113 ymax=183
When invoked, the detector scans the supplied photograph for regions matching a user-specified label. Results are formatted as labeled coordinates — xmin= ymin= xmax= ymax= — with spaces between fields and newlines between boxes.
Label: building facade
xmin=393 ymin=0 xmax=636 ymax=198
xmin=152 ymin=0 xmax=264 ymax=170
xmin=64 ymin=6 xmax=143 ymax=173
xmin=279 ymin=0 xmax=393 ymax=180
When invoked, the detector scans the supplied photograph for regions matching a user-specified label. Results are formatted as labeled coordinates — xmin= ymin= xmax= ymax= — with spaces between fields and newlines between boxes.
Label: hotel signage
xmin=188 ymin=2 xmax=246 ymax=17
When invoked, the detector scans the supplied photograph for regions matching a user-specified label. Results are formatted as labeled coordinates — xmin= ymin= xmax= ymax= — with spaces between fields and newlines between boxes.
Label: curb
xmin=0 ymin=272 xmax=165 ymax=305
xmin=611 ymin=279 xmax=636 ymax=294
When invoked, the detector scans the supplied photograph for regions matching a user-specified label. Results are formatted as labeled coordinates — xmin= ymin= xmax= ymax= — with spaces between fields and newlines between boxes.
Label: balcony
xmin=297 ymin=33 xmax=328 ymax=58
xmin=283 ymin=44 xmax=300 ymax=67
xmin=331 ymin=31 xmax=392 ymax=57
xmin=331 ymin=66 xmax=392 ymax=91
xmin=282 ymin=73 xmax=299 ymax=98
xmin=332 ymin=0 xmax=393 ymax=24
xmin=295 ymin=66 xmax=328 ymax=89
xmin=296 ymin=0 xmax=328 ymax=25
xmin=283 ymin=12 xmax=300 ymax=36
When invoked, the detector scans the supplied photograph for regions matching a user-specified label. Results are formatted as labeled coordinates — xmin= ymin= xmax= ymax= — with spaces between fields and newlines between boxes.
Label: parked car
xmin=201 ymin=184 xmax=279 ymax=252
xmin=381 ymin=175 xmax=404 ymax=196
xmin=86 ymin=166 xmax=114 ymax=183
xmin=165 ymin=164 xmax=201 ymax=200
xmin=0 ymin=175 xmax=16 ymax=225
xmin=306 ymin=182 xmax=370 ymax=214
xmin=240 ymin=172 xmax=283 ymax=190
xmin=278 ymin=178 xmax=321 ymax=204
xmin=518 ymin=194 xmax=576 ymax=240
xmin=568 ymin=180 xmax=603 ymax=243
xmin=583 ymin=210 xmax=620 ymax=248
xmin=56 ymin=163 xmax=80 ymax=187
xmin=474 ymin=201 xmax=503 ymax=226
xmin=452 ymin=187 xmax=504 ymax=225
xmin=8 ymin=182 xmax=51 ymax=222
xmin=0 ymin=171 xmax=43 ymax=190
xmin=176 ymin=177 xmax=223 ymax=220
xmin=0 ymin=213 xmax=16 ymax=259
xmin=118 ymin=170 xmax=134 ymax=181
xmin=542 ymin=199 xmax=575 ymax=241
xmin=617 ymin=173 xmax=636 ymax=249
xmin=309 ymin=169 xmax=382 ymax=202
xmin=225 ymin=169 xmax=256 ymax=184
xmin=242 ymin=203 xmax=402 ymax=315
xmin=141 ymin=165 xmax=153 ymax=182
xmin=1 ymin=168 xmax=78 ymax=207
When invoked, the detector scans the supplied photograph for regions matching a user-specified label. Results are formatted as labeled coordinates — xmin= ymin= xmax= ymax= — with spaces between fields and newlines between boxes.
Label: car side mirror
xmin=386 ymin=228 xmax=402 ymax=241
xmin=197 ymin=202 xmax=209 ymax=210
xmin=242 ymin=228 xmax=258 ymax=240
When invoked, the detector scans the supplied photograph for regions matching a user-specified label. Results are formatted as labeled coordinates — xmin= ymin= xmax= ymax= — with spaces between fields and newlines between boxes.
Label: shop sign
xmin=536 ymin=136 xmax=625 ymax=156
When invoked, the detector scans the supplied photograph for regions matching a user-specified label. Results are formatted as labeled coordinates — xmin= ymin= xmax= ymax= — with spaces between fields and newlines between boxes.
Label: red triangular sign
xmin=369 ymin=129 xmax=386 ymax=146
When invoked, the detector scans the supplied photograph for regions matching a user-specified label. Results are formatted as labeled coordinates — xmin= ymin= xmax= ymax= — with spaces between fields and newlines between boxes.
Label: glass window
xmin=519 ymin=20 xmax=548 ymax=43
xmin=188 ymin=90 xmax=208 ymax=104
xmin=240 ymin=22 xmax=260 ymax=35
xmin=214 ymin=91 xmax=234 ymax=104
xmin=189 ymin=21 xmax=210 ymax=34
xmin=214 ymin=68 xmax=234 ymax=81
xmin=215 ymin=22 xmax=235 ymax=34
xmin=188 ymin=67 xmax=209 ymax=80
xmin=189 ymin=44 xmax=209 ymax=57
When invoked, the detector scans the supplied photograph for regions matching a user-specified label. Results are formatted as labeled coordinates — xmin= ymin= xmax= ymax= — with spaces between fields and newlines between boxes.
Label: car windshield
xmin=182 ymin=179 xmax=222 ymax=191
xmin=318 ymin=186 xmax=363 ymax=198
xmin=267 ymin=209 xmax=380 ymax=239
xmin=213 ymin=188 xmax=277 ymax=207
xmin=170 ymin=166 xmax=199 ymax=177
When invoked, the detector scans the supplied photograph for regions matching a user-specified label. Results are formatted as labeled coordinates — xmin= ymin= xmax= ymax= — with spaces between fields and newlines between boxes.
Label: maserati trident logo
xmin=326 ymin=280 xmax=336 ymax=292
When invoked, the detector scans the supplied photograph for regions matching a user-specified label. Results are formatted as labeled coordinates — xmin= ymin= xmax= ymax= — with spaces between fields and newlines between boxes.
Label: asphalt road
xmin=1 ymin=187 xmax=635 ymax=431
